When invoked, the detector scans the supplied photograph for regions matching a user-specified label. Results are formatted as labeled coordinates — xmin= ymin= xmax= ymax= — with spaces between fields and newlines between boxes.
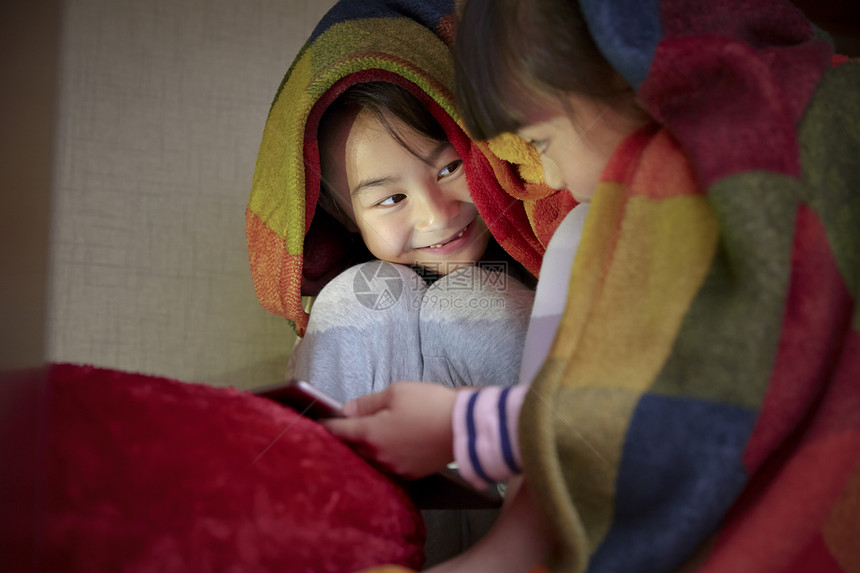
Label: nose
xmin=413 ymin=184 xmax=460 ymax=232
xmin=541 ymin=156 xmax=566 ymax=191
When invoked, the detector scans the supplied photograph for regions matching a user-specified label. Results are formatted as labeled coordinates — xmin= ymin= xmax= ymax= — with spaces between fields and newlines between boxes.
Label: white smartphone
xmin=255 ymin=379 xmax=344 ymax=419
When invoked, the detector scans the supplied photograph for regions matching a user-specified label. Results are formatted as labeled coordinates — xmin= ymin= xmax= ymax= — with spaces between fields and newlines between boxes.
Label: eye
xmin=376 ymin=194 xmax=407 ymax=207
xmin=437 ymin=159 xmax=463 ymax=180
xmin=528 ymin=139 xmax=549 ymax=154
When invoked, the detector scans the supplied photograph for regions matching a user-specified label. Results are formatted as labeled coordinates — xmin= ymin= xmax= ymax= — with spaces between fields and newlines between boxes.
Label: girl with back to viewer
xmin=328 ymin=0 xmax=860 ymax=571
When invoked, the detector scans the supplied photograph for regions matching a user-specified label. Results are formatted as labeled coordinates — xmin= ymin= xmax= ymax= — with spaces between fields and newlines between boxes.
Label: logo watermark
xmin=409 ymin=261 xmax=509 ymax=292
xmin=352 ymin=261 xmax=511 ymax=311
xmin=413 ymin=294 xmax=508 ymax=311
xmin=352 ymin=261 xmax=404 ymax=310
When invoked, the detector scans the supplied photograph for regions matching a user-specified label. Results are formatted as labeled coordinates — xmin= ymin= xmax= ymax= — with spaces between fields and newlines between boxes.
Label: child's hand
xmin=322 ymin=382 xmax=457 ymax=479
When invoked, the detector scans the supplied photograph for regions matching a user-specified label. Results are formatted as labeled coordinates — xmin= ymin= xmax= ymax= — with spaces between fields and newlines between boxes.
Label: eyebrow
xmin=350 ymin=141 xmax=454 ymax=198
xmin=351 ymin=176 xmax=398 ymax=197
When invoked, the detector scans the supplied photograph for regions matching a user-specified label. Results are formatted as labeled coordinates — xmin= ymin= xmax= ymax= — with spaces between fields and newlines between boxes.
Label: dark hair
xmin=455 ymin=0 xmax=632 ymax=141
xmin=320 ymin=81 xmax=448 ymax=165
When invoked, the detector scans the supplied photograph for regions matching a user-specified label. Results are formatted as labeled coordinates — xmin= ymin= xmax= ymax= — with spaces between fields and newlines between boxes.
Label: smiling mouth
xmin=424 ymin=222 xmax=471 ymax=249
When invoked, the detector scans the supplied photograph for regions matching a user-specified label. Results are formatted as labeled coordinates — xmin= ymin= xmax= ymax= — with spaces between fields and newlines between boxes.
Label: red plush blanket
xmin=36 ymin=363 xmax=424 ymax=571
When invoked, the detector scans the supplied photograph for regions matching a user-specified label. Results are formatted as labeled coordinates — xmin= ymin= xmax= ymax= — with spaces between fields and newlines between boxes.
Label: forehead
xmin=344 ymin=110 xmax=395 ymax=156
xmin=516 ymin=108 xmax=569 ymax=140
xmin=346 ymin=109 xmax=438 ymax=159
xmin=517 ymin=92 xmax=606 ymax=138
xmin=320 ymin=106 xmax=454 ymax=204
xmin=345 ymin=110 xmax=449 ymax=179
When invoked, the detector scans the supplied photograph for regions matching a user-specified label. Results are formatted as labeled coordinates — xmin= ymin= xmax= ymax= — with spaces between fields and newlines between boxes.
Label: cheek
xmin=357 ymin=214 xmax=408 ymax=255
xmin=540 ymin=155 xmax=566 ymax=191
xmin=473 ymin=224 xmax=491 ymax=257
xmin=451 ymin=179 xmax=475 ymax=204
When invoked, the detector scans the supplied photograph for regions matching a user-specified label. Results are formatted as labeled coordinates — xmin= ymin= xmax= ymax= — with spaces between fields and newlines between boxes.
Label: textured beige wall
xmin=47 ymin=0 xmax=336 ymax=388
xmin=19 ymin=1 xmax=860 ymax=391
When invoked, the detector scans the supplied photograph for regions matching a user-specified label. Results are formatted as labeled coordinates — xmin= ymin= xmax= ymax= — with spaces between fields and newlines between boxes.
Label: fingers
xmin=322 ymin=388 xmax=394 ymax=453
xmin=342 ymin=386 xmax=394 ymax=417
xmin=320 ymin=418 xmax=385 ymax=471
xmin=322 ymin=416 xmax=369 ymax=442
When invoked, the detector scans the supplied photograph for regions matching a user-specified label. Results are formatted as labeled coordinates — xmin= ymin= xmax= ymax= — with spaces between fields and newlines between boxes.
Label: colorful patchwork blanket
xmin=248 ymin=0 xmax=859 ymax=571
xmin=518 ymin=1 xmax=860 ymax=571
xmin=245 ymin=0 xmax=564 ymax=336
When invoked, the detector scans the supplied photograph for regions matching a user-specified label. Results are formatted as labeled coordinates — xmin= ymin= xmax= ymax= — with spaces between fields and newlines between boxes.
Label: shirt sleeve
xmin=451 ymin=384 xmax=528 ymax=490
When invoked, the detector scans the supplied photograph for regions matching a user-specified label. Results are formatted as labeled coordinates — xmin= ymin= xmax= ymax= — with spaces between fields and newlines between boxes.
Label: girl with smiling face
xmin=245 ymin=2 xmax=544 ymax=565
xmin=291 ymin=81 xmax=534 ymax=408
xmin=289 ymin=81 xmax=536 ymax=565
xmin=319 ymin=96 xmax=490 ymax=275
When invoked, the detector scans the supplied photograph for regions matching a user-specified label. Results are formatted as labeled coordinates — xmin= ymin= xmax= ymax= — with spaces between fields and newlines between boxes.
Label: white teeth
xmin=427 ymin=225 xmax=468 ymax=249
